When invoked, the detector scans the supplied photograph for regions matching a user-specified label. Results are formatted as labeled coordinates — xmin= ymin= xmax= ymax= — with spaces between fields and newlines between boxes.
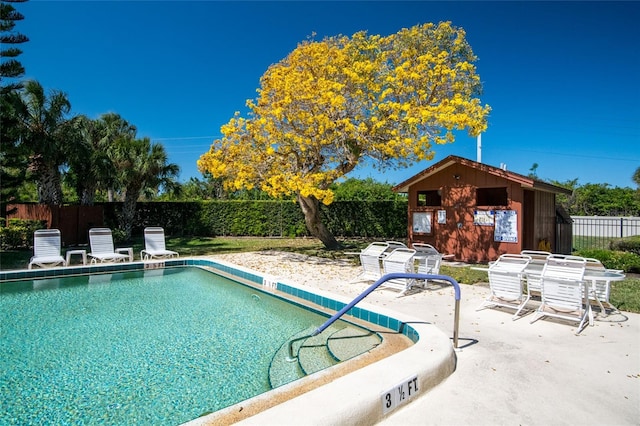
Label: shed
xmin=392 ymin=155 xmax=573 ymax=263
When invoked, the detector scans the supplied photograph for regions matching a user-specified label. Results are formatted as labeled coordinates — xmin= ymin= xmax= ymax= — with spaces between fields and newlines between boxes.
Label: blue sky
xmin=16 ymin=1 xmax=640 ymax=188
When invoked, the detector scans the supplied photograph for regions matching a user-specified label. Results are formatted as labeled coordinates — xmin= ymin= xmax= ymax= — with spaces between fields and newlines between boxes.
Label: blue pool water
xmin=0 ymin=267 xmax=346 ymax=425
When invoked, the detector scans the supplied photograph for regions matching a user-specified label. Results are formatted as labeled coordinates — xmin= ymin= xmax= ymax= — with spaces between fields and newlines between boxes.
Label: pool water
xmin=0 ymin=267 xmax=362 ymax=425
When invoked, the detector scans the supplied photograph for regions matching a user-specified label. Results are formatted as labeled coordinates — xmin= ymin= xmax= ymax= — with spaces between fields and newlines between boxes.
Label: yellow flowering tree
xmin=198 ymin=22 xmax=490 ymax=248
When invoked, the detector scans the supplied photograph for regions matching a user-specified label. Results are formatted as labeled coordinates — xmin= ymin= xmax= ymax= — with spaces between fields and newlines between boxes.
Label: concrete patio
xmin=212 ymin=252 xmax=640 ymax=425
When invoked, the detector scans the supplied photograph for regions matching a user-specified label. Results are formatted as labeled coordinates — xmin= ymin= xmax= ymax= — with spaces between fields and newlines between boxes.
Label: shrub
xmin=111 ymin=228 xmax=128 ymax=243
xmin=574 ymin=248 xmax=640 ymax=273
xmin=0 ymin=219 xmax=47 ymax=249
xmin=610 ymin=235 xmax=640 ymax=256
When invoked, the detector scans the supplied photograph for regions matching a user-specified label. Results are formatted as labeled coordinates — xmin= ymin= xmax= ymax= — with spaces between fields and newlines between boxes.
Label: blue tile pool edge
xmin=192 ymin=258 xmax=418 ymax=342
xmin=0 ymin=257 xmax=419 ymax=342
xmin=186 ymin=258 xmax=419 ymax=343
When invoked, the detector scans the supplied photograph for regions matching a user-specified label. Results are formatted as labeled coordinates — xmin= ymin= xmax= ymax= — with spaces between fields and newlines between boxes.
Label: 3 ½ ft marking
xmin=381 ymin=375 xmax=419 ymax=414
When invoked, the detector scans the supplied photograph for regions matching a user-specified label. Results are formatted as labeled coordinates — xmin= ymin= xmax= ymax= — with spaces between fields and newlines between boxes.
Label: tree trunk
xmin=36 ymin=164 xmax=63 ymax=206
xmin=120 ymin=188 xmax=139 ymax=240
xmin=297 ymin=193 xmax=340 ymax=249
xmin=80 ymin=185 xmax=95 ymax=206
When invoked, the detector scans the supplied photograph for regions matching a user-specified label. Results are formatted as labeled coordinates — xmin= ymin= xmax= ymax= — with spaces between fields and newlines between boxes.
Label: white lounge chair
xmin=520 ymin=250 xmax=551 ymax=296
xmin=584 ymin=257 xmax=619 ymax=315
xmin=413 ymin=243 xmax=442 ymax=272
xmin=381 ymin=248 xmax=417 ymax=296
xmin=28 ymin=229 xmax=66 ymax=269
xmin=384 ymin=241 xmax=407 ymax=254
xmin=354 ymin=242 xmax=389 ymax=282
xmin=412 ymin=243 xmax=439 ymax=256
xmin=413 ymin=243 xmax=444 ymax=286
xmin=417 ymin=252 xmax=443 ymax=275
xmin=88 ymin=228 xmax=131 ymax=264
xmin=530 ymin=255 xmax=591 ymax=333
xmin=140 ymin=227 xmax=179 ymax=260
xmin=476 ymin=254 xmax=532 ymax=320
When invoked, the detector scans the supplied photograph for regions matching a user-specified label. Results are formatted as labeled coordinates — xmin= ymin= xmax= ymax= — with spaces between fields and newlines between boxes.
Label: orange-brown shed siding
xmin=394 ymin=156 xmax=571 ymax=263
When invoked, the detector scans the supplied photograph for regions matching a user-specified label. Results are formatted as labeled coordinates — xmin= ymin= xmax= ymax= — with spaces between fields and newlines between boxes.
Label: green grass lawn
xmin=2 ymin=236 xmax=638 ymax=313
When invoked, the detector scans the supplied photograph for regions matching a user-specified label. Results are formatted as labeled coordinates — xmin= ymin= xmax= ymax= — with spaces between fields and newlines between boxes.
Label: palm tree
xmin=15 ymin=80 xmax=71 ymax=205
xmin=65 ymin=113 xmax=136 ymax=205
xmin=108 ymin=136 xmax=179 ymax=239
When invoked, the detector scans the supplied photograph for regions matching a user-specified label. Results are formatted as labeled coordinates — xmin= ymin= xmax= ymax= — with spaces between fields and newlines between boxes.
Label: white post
xmin=477 ymin=133 xmax=482 ymax=163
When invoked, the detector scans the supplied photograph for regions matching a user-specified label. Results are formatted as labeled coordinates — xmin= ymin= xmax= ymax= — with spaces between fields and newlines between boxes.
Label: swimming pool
xmin=1 ymin=266 xmax=384 ymax=424
xmin=0 ymin=258 xmax=456 ymax=424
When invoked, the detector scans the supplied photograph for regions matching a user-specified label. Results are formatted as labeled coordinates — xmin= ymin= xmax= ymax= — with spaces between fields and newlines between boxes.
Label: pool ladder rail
xmin=275 ymin=272 xmax=461 ymax=386
xmin=268 ymin=323 xmax=382 ymax=389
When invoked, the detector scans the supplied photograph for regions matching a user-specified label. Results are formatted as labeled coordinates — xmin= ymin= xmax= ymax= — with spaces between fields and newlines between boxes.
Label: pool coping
xmin=1 ymin=258 xmax=457 ymax=424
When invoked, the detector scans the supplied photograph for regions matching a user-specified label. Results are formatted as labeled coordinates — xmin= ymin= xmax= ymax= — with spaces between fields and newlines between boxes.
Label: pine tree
xmin=1 ymin=0 xmax=29 ymax=217
xmin=0 ymin=0 xmax=28 ymax=93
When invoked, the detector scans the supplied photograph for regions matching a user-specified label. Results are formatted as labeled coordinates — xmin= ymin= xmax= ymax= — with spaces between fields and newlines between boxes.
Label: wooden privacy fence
xmin=6 ymin=204 xmax=104 ymax=247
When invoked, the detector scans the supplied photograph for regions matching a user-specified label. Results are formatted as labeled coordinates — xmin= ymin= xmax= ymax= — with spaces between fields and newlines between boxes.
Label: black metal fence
xmin=571 ymin=216 xmax=640 ymax=250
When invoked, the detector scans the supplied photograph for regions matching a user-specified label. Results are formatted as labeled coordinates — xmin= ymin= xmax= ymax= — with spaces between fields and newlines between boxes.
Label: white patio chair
xmin=417 ymin=252 xmax=443 ymax=275
xmin=381 ymin=248 xmax=417 ymax=296
xmin=384 ymin=241 xmax=407 ymax=254
xmin=412 ymin=243 xmax=438 ymax=253
xmin=353 ymin=242 xmax=389 ymax=282
xmin=520 ymin=250 xmax=550 ymax=296
xmin=476 ymin=253 xmax=532 ymax=319
xmin=584 ymin=258 xmax=619 ymax=315
xmin=412 ymin=243 xmax=443 ymax=286
xmin=88 ymin=228 xmax=131 ymax=264
xmin=530 ymin=255 xmax=591 ymax=333
xmin=28 ymin=229 xmax=66 ymax=269
xmin=140 ymin=227 xmax=179 ymax=260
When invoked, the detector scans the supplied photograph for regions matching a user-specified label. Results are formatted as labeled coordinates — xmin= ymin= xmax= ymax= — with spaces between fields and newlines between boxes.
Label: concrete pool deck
xmin=209 ymin=251 xmax=640 ymax=425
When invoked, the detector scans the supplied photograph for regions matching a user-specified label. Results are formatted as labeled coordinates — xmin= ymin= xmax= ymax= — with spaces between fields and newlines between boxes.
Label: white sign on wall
xmin=495 ymin=210 xmax=518 ymax=242
xmin=412 ymin=212 xmax=432 ymax=234
xmin=474 ymin=210 xmax=495 ymax=226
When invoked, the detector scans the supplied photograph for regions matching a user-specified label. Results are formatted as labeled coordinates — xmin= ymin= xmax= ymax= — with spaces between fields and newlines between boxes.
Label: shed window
xmin=417 ymin=190 xmax=441 ymax=207
xmin=477 ymin=187 xmax=508 ymax=206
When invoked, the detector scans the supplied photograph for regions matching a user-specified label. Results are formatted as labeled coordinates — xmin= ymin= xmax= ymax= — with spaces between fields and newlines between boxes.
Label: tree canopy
xmin=199 ymin=22 xmax=490 ymax=248
xmin=0 ymin=0 xmax=29 ymax=93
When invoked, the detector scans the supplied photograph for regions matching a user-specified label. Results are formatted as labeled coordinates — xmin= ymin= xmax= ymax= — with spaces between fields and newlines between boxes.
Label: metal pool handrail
xmin=287 ymin=273 xmax=461 ymax=360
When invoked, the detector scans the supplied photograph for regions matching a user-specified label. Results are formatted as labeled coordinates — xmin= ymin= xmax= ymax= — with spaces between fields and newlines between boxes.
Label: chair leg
xmin=512 ymin=295 xmax=531 ymax=320
xmin=530 ymin=307 xmax=544 ymax=324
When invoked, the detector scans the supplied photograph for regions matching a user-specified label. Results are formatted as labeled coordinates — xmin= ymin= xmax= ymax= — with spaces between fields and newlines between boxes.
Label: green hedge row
xmin=0 ymin=218 xmax=48 ymax=249
xmin=574 ymin=248 xmax=640 ymax=273
xmin=610 ymin=235 xmax=640 ymax=256
xmin=102 ymin=200 xmax=409 ymax=239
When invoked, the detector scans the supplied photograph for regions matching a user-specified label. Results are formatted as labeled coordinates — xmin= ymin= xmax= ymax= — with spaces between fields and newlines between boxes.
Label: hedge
xmin=0 ymin=218 xmax=48 ymax=249
xmin=101 ymin=200 xmax=409 ymax=239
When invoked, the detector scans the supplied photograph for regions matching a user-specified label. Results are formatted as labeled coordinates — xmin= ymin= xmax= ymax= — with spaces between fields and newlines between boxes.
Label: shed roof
xmin=392 ymin=155 xmax=573 ymax=195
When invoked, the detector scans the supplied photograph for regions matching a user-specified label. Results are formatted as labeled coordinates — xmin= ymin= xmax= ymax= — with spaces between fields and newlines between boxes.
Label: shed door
xmin=522 ymin=190 xmax=535 ymax=250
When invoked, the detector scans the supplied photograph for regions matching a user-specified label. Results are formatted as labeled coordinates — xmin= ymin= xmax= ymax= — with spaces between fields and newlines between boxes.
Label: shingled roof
xmin=392 ymin=155 xmax=572 ymax=195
